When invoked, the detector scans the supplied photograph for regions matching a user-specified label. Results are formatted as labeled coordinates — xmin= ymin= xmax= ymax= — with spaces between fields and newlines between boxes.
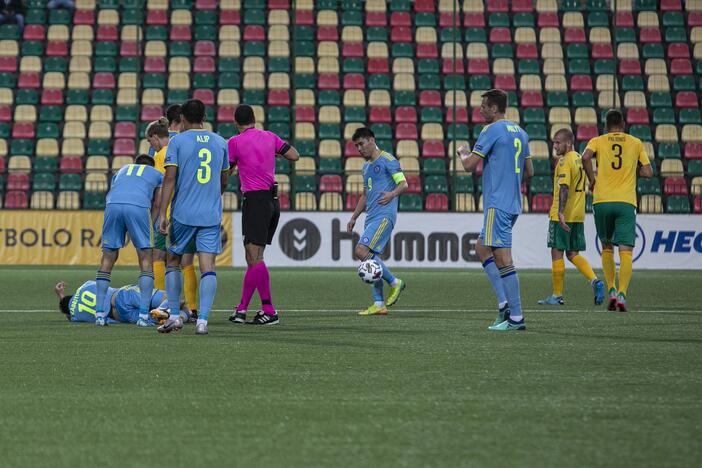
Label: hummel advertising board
xmin=231 ymin=213 xmax=702 ymax=269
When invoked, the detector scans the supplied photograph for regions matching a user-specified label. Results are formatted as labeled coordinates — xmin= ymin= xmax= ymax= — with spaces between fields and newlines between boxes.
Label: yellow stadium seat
xmin=118 ymin=72 xmax=138 ymax=89
xmin=0 ymin=139 xmax=6 ymax=157
xmin=318 ymin=57 xmax=339 ymax=73
xmin=171 ymin=10 xmax=192 ymax=26
xmin=145 ymin=41 xmax=167 ymax=58
xmin=506 ymin=107 xmax=521 ymax=123
xmin=398 ymin=157 xmax=419 ymax=174
xmin=62 ymin=139 xmax=85 ymax=157
xmin=529 ymin=141 xmax=550 ymax=159
xmin=368 ymin=42 xmax=389 ymax=59
xmin=86 ymin=156 xmax=109 ymax=173
xmin=69 ymin=56 xmax=91 ymax=73
xmin=219 ymin=25 xmax=240 ymax=41
xmin=461 ymin=0 xmax=484 ymax=12
xmin=14 ymin=105 xmax=36 ymax=122
xmin=31 ymin=191 xmax=54 ymax=210
xmin=345 ymin=174 xmax=364 ymax=194
xmin=85 ymin=173 xmax=109 ymax=192
xmin=295 ymin=89 xmax=315 ymax=106
xmin=268 ymin=41 xmax=289 ymax=58
xmin=319 ymin=193 xmax=342 ymax=211
xmin=681 ymin=125 xmax=702 ymax=143
xmin=121 ymin=25 xmax=142 ymax=42
xmin=637 ymin=11 xmax=659 ymax=28
xmin=64 ymin=121 xmax=86 ymax=139
xmin=20 ymin=56 xmax=41 ymax=73
xmin=36 ymin=139 xmax=59 ymax=157
xmin=441 ymin=42 xmax=464 ymax=59
xmin=72 ymin=25 xmax=93 ymax=41
xmin=219 ymin=41 xmax=241 ymax=58
xmin=455 ymin=194 xmax=477 ymax=212
xmin=243 ymin=72 xmax=265 ymax=90
xmin=294 ymin=193 xmax=317 ymax=211
xmin=168 ymin=73 xmax=190 ymax=90
xmin=645 ymin=59 xmax=667 ymax=76
xmin=589 ymin=27 xmax=611 ymax=44
xmin=655 ymin=125 xmax=679 ymax=144
xmin=71 ymin=40 xmax=92 ymax=57
xmin=416 ymin=27 xmax=438 ymax=44
xmin=421 ymin=123 xmax=444 ymax=140
xmin=0 ymin=88 xmax=12 ymax=106
xmin=168 ymin=57 xmax=190 ymax=73
xmin=539 ymin=28 xmax=561 ymax=44
xmin=89 ymin=122 xmax=111 ymax=140
xmin=317 ymin=10 xmax=338 ymax=26
xmin=343 ymin=90 xmax=366 ymax=107
xmin=536 ymin=0 xmax=558 ymax=12
xmin=117 ymin=89 xmax=137 ymax=106
xmin=97 ymin=9 xmax=119 ymax=26
xmin=545 ymin=75 xmax=567 ymax=92
xmin=563 ymin=12 xmax=584 ymax=28
xmin=493 ymin=58 xmax=515 ymax=75
xmin=138 ymin=139 xmax=151 ymax=155
xmin=660 ymin=159 xmax=684 ymax=177
xmin=76 ymin=0 xmax=96 ymax=8
xmin=543 ymin=58 xmax=565 ymax=75
xmin=243 ymin=57 xmax=264 ymax=73
xmin=541 ymin=43 xmax=563 ymax=60
xmin=251 ymin=105 xmax=265 ymax=124
xmin=319 ymin=106 xmax=341 ymax=124
xmin=222 ymin=192 xmax=238 ymax=211
xmin=319 ymin=140 xmax=341 ymax=158
xmin=89 ymin=105 xmax=112 ymax=123
xmin=694 ymin=43 xmax=702 ymax=60
xmin=687 ymin=0 xmax=702 ymax=11
xmin=393 ymin=58 xmax=415 ymax=74
xmin=9 ymin=155 xmax=31 ymax=172
xmin=520 ymin=75 xmax=542 ymax=92
xmin=64 ymin=105 xmax=87 ymax=122
xmin=469 ymin=91 xmax=484 ymax=107
xmin=466 ymin=43 xmax=488 ymax=59
xmin=639 ymin=195 xmax=663 ymax=213
xmin=445 ymin=90 xmax=468 ymax=108
xmin=617 ymin=43 xmax=639 ymax=60
xmin=365 ymin=0 xmax=386 ymax=12
xmin=57 ymin=191 xmax=80 ymax=210
xmin=147 ymin=0 xmax=168 ymax=8
xmin=624 ymin=91 xmax=647 ymax=108
xmin=397 ymin=141 xmax=419 ymax=158
xmin=217 ymin=89 xmax=239 ymax=106
xmin=344 ymin=123 xmax=363 ymax=139
xmin=68 ymin=72 xmax=90 ymax=90
xmin=48 ymin=25 xmax=70 ymax=41
xmin=596 ymin=75 xmax=618 ymax=92
xmin=647 ymin=75 xmax=670 ymax=93
xmin=643 ymin=142 xmax=656 ymax=160
xmin=295 ymin=157 xmax=316 ymax=175
xmin=142 ymin=89 xmax=164 ymax=106
xmin=342 ymin=26 xmax=363 ymax=43
xmin=550 ymin=107 xmax=572 ymax=125
xmin=268 ymin=73 xmax=290 ymax=90
xmin=276 ymin=175 xmax=290 ymax=193
xmin=369 ymin=90 xmax=391 ymax=107
xmin=295 ymin=123 xmax=316 ymax=140
xmin=295 ymin=57 xmax=315 ymax=74
xmin=598 ymin=91 xmax=621 ymax=109
xmin=220 ymin=0 xmax=242 ymax=8
xmin=111 ymin=156 xmax=133 ymax=173
xmin=344 ymin=158 xmax=365 ymax=174
xmin=514 ymin=27 xmax=537 ymax=44
xmin=393 ymin=73 xmax=416 ymax=91
xmin=690 ymin=177 xmax=702 ymax=196
xmin=268 ymin=10 xmax=289 ymax=26
xmin=575 ymin=108 xmax=597 ymax=125
xmin=318 ymin=41 xmax=339 ymax=58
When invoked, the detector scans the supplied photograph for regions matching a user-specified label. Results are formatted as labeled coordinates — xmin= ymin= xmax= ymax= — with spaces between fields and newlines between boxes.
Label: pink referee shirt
xmin=228 ymin=127 xmax=289 ymax=193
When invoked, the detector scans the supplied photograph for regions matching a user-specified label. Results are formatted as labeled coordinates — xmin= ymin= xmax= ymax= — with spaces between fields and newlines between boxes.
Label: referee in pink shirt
xmin=227 ymin=105 xmax=299 ymax=325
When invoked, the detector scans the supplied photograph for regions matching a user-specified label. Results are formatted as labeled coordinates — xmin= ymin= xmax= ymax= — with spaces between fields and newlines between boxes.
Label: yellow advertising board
xmin=0 ymin=211 xmax=233 ymax=266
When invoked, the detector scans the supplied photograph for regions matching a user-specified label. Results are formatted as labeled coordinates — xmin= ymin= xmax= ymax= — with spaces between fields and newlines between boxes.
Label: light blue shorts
xmin=479 ymin=207 xmax=519 ymax=249
xmin=168 ymin=219 xmax=221 ymax=256
xmin=102 ymin=203 xmax=153 ymax=250
xmin=358 ymin=217 xmax=394 ymax=254
xmin=114 ymin=285 xmax=166 ymax=324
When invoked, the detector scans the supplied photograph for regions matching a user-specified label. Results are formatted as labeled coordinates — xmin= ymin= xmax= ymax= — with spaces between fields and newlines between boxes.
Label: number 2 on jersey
xmin=513 ymin=138 xmax=522 ymax=174
xmin=197 ymin=148 xmax=212 ymax=184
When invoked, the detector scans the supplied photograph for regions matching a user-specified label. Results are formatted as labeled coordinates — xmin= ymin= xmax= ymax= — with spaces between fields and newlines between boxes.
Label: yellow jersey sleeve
xmin=549 ymin=155 xmax=572 ymax=221
xmin=638 ymin=140 xmax=651 ymax=166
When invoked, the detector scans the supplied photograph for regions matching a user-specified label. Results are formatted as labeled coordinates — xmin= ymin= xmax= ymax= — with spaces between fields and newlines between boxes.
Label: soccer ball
xmin=358 ymin=259 xmax=383 ymax=284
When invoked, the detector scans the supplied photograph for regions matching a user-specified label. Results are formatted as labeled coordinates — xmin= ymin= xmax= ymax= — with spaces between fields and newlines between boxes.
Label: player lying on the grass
xmin=54 ymin=281 xmax=192 ymax=325
xmin=537 ymin=128 xmax=605 ymax=306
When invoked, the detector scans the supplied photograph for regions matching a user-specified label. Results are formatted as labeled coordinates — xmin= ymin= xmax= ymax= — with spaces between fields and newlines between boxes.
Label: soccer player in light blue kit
xmin=157 ymin=99 xmax=229 ymax=335
xmin=347 ymin=127 xmax=408 ymax=316
xmin=458 ymin=89 xmax=534 ymax=331
xmin=95 ymin=154 xmax=163 ymax=327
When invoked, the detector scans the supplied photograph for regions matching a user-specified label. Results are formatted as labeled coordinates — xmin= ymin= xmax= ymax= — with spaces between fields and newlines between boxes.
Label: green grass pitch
xmin=0 ymin=266 xmax=700 ymax=468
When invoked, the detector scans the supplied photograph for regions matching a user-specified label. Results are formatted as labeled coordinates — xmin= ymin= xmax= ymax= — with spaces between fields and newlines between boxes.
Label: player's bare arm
xmin=557 ymin=185 xmax=571 ymax=233
xmin=347 ymin=192 xmax=367 ymax=232
xmin=457 ymin=145 xmax=482 ymax=173
xmin=582 ymin=148 xmax=597 ymax=192
xmin=379 ymin=179 xmax=408 ymax=205
xmin=280 ymin=146 xmax=300 ymax=162
xmin=639 ymin=163 xmax=654 ymax=178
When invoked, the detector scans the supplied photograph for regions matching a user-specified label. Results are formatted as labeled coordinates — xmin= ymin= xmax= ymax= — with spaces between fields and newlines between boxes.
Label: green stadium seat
xmin=294 ymin=26 xmax=314 ymax=42
xmin=419 ymin=74 xmax=441 ymax=90
xmin=587 ymin=0 xmax=608 ymax=10
xmin=680 ymin=110 xmax=702 ymax=125
xmin=394 ymin=91 xmax=416 ymax=106
xmin=637 ymin=178 xmax=661 ymax=195
xmin=122 ymin=9 xmax=144 ymax=25
xmin=143 ymin=73 xmax=166 ymax=89
xmin=421 ymin=107 xmax=443 ymax=123
xmin=193 ymin=73 xmax=215 ymax=89
xmin=92 ymin=90 xmax=114 ymax=105
xmin=642 ymin=44 xmax=664 ymax=59
xmin=399 ymin=194 xmax=423 ymax=211
xmin=37 ymin=123 xmax=59 ymax=139
xmin=44 ymin=57 xmax=67 ymax=73
xmin=658 ymin=143 xmax=681 ymax=159
xmin=532 ymin=159 xmax=551 ymax=176
xmin=318 ymin=158 xmax=342 ymax=175
xmin=195 ymin=25 xmax=217 ymax=41
xmin=59 ymin=174 xmax=82 ymax=191
xmin=267 ymin=107 xmax=290 ymax=123
xmin=39 ymin=106 xmax=62 ymax=122
xmin=88 ymin=140 xmax=110 ymax=156
xmin=99 ymin=0 xmax=120 ymax=7
xmin=513 ymin=13 xmax=535 ymax=28
xmin=572 ymin=92 xmax=595 ymax=108
xmin=218 ymin=73 xmax=240 ymax=89
xmin=568 ymin=59 xmax=591 ymax=75
xmin=0 ymin=24 xmax=19 ymax=40
xmin=268 ymin=58 xmax=290 ymax=73
xmin=615 ymin=28 xmax=636 ymax=43
xmin=391 ymin=44 xmax=413 ymax=58
xmin=469 ymin=75 xmax=491 ymax=91
xmin=33 ymin=157 xmax=58 ymax=173
xmin=525 ymin=124 xmax=547 ymax=141
xmin=26 ymin=9 xmax=47 ymax=25
xmin=587 ymin=11 xmax=609 ymax=28
xmin=116 ymin=106 xmax=139 ymax=122
xmin=294 ymin=74 xmax=315 ymax=89
xmin=344 ymin=107 xmax=366 ymax=123
xmin=444 ymin=75 xmax=466 ymax=90
xmin=662 ymin=12 xmax=684 ymax=27
xmin=318 ymin=90 xmax=340 ymax=106
xmin=697 ymin=61 xmax=702 ymax=76
xmin=119 ymin=58 xmax=141 ymax=73
xmin=422 ymin=158 xmax=447 ymax=177
xmin=664 ymin=27 xmax=687 ymax=43
xmin=453 ymin=175 xmax=474 ymax=193
xmin=0 ymin=123 xmax=9 ymax=138
xmin=124 ymin=0 xmax=145 ymax=7
xmin=95 ymin=42 xmax=118 ymax=58
xmin=424 ymin=175 xmax=449 ymax=194
xmin=650 ymin=93 xmax=673 ymax=108
xmin=11 ymin=139 xmax=34 ymax=156
xmin=341 ymin=11 xmax=363 ymax=26
xmin=567 ymin=44 xmax=589 ymax=60
xmin=167 ymin=90 xmax=188 ymax=105
xmin=687 ymin=160 xmax=702 ymax=177
xmin=594 ymin=60 xmax=615 ymax=74
xmin=219 ymin=58 xmax=241 ymax=73
xmin=21 ymin=41 xmax=44 ymax=56
xmin=368 ymin=27 xmax=388 ymax=42
xmin=83 ymin=192 xmax=106 ymax=210
xmin=377 ymin=140 xmax=393 ymax=154
xmin=447 ymin=124 xmax=469 ymax=140
xmin=242 ymin=90 xmax=264 ymax=105
xmin=293 ymin=175 xmax=317 ymax=193
xmin=523 ymin=108 xmax=546 ymax=124
xmin=204 ymin=106 xmax=215 ymax=123
xmin=317 ymin=0 xmax=338 ymax=8
xmin=49 ymin=8 xmax=71 ymax=25
xmin=368 ymin=74 xmax=390 ymax=90
xmin=653 ymin=108 xmax=676 ymax=125
xmin=622 ymin=76 xmax=644 ymax=92
xmin=33 ymin=173 xmax=55 ymax=191
xmin=390 ymin=0 xmax=410 ymax=11
xmin=170 ymin=41 xmax=192 ymax=57
xmin=295 ymin=140 xmax=316 ymax=157
xmin=666 ymin=196 xmax=690 ymax=214
xmin=217 ymin=123 xmax=237 ymax=139
xmin=171 ymin=0 xmax=193 ymax=8
xmin=629 ymin=125 xmax=652 ymax=141
xmin=275 ymin=158 xmax=290 ymax=175
xmin=491 ymin=44 xmax=513 ymax=59
xmin=268 ymin=123 xmax=290 ymax=140
xmin=418 ymin=59 xmax=439 ymax=74
xmin=441 ymin=27 xmax=462 ymax=42
xmin=225 ymin=176 xmax=239 ymax=192
xmin=146 ymin=27 xmax=168 ymax=41
xmin=530 ymin=176 xmax=552 ymax=194
xmin=562 ymin=0 xmax=584 ymax=10
xmin=414 ymin=13 xmax=436 ymax=27
xmin=318 ymin=124 xmax=340 ymax=139
xmin=194 ymin=11 xmax=217 ymax=25
xmin=472 ymin=125 xmax=485 ymax=139
xmin=16 ymin=89 xmax=38 ymax=105
xmin=518 ymin=60 xmax=540 ymax=75
xmin=343 ymin=59 xmax=364 ymax=74
xmin=0 ymin=73 xmax=16 ymax=88
xmin=465 ymin=28 xmax=487 ymax=43
xmin=673 ymin=76 xmax=696 ymax=92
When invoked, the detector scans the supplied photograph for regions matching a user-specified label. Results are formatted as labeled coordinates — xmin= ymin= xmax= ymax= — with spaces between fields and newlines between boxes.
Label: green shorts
xmin=593 ymin=202 xmax=637 ymax=247
xmin=154 ymin=228 xmax=196 ymax=254
xmin=547 ymin=221 xmax=586 ymax=252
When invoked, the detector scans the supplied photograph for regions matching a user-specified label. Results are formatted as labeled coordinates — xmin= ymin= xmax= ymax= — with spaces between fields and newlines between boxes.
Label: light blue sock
xmin=198 ymin=272 xmax=217 ymax=322
xmin=500 ymin=265 xmax=523 ymax=320
xmin=165 ymin=267 xmax=182 ymax=315
xmin=372 ymin=280 xmax=384 ymax=303
xmin=482 ymin=258 xmax=507 ymax=306
xmin=372 ymin=255 xmax=397 ymax=286
xmin=95 ymin=270 xmax=111 ymax=318
xmin=138 ymin=271 xmax=154 ymax=320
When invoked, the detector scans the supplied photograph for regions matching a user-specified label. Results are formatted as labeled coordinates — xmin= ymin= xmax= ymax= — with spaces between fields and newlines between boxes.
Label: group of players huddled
xmin=56 ymin=89 xmax=652 ymax=333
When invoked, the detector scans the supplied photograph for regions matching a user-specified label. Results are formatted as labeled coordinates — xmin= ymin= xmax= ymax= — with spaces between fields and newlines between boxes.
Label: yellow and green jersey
xmin=549 ymin=150 xmax=586 ymax=223
xmin=585 ymin=133 xmax=650 ymax=207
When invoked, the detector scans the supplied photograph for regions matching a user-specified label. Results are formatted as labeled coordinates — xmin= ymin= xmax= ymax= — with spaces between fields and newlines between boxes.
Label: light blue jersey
xmin=69 ymin=281 xmax=165 ymax=324
xmin=165 ymin=129 xmax=229 ymax=227
xmin=473 ymin=120 xmax=531 ymax=215
xmin=107 ymin=164 xmax=163 ymax=208
xmin=69 ymin=281 xmax=118 ymax=322
xmin=148 ymin=130 xmax=179 ymax=156
xmin=362 ymin=151 xmax=405 ymax=224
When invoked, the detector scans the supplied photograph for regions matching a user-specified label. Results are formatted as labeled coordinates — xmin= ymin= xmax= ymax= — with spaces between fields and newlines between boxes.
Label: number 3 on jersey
xmin=197 ymin=148 xmax=212 ymax=184
xmin=513 ymin=138 xmax=522 ymax=174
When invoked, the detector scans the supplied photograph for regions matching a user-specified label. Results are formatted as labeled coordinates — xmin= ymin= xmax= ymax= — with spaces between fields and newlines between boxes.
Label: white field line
xmin=0 ymin=308 xmax=697 ymax=314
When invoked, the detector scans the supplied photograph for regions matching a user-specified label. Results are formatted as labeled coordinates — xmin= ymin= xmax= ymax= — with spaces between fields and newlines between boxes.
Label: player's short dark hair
xmin=135 ymin=154 xmax=155 ymax=166
xmin=352 ymin=127 xmax=375 ymax=141
xmin=605 ymin=109 xmax=625 ymax=130
xmin=165 ymin=104 xmax=182 ymax=126
xmin=234 ymin=105 xmax=256 ymax=126
xmin=481 ymin=89 xmax=508 ymax=114
xmin=59 ymin=296 xmax=72 ymax=317
xmin=554 ymin=128 xmax=574 ymax=144
xmin=181 ymin=99 xmax=206 ymax=124
xmin=146 ymin=117 xmax=169 ymax=138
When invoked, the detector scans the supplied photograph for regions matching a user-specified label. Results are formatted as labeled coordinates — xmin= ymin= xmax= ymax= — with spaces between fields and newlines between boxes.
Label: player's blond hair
xmin=146 ymin=117 xmax=170 ymax=138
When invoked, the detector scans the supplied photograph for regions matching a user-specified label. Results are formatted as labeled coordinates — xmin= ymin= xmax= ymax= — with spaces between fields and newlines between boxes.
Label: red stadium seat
xmin=60 ymin=157 xmax=84 ymax=173
xmin=46 ymin=41 xmax=68 ymax=57
xmin=619 ymin=60 xmax=642 ymax=75
xmin=660 ymin=0 xmax=682 ymax=10
xmin=416 ymin=43 xmax=438 ymax=58
xmin=531 ymin=194 xmax=552 ymax=213
xmin=425 ymin=193 xmax=449 ymax=212
xmin=194 ymin=56 xmax=215 ymax=73
xmin=194 ymin=41 xmax=216 ymax=57
xmin=0 ymin=106 xmax=11 ymax=121
xmin=267 ymin=90 xmax=290 ymax=106
xmin=120 ymin=42 xmax=139 ymax=57
xmin=689 ymin=12 xmax=702 ymax=27
xmin=390 ymin=12 xmax=411 ymax=27
xmin=0 ymin=156 xmax=5 ymax=173
xmin=243 ymin=25 xmax=265 ymax=41
xmin=192 ymin=89 xmax=214 ymax=105
xmin=146 ymin=10 xmax=168 ymax=25
xmin=414 ymin=0 xmax=435 ymax=12
xmin=342 ymin=42 xmax=364 ymax=58
xmin=217 ymin=106 xmax=236 ymax=123
xmin=196 ymin=0 xmax=218 ymax=9
xmin=422 ymin=141 xmax=445 ymax=158
xmin=395 ymin=123 xmax=418 ymax=140
xmin=144 ymin=57 xmax=166 ymax=73
xmin=343 ymin=73 xmax=365 ymax=90
xmin=538 ymin=12 xmax=559 ymax=27
xmin=96 ymin=26 xmax=118 ymax=41
xmin=73 ymin=10 xmax=94 ymax=25
xmin=521 ymin=92 xmax=544 ymax=107
xmin=113 ymin=139 xmax=136 ymax=156
xmin=18 ymin=72 xmax=40 ymax=89
xmin=391 ymin=27 xmax=412 ymax=43
xmin=23 ymin=25 xmax=45 ymax=40
xmin=592 ymin=43 xmax=614 ymax=59
xmin=639 ymin=28 xmax=662 ymax=43
xmin=472 ymin=108 xmax=487 ymax=124
xmin=268 ymin=0 xmax=289 ymax=8
xmin=319 ymin=175 xmax=342 ymax=193
xmin=445 ymin=107 xmax=469 ymax=124
xmin=295 ymin=107 xmax=315 ymax=123
xmin=664 ymin=177 xmax=688 ymax=195
xmin=92 ymin=73 xmax=115 ymax=90
xmin=676 ymin=92 xmax=699 ymax=108
xmin=114 ymin=122 xmax=136 ymax=139
xmin=294 ymin=10 xmax=313 ymax=26
xmin=516 ymin=44 xmax=538 ymax=59
xmin=513 ymin=0 xmax=534 ymax=12
xmin=443 ymin=59 xmax=465 ymax=74
xmin=570 ymin=75 xmax=593 ymax=91
xmin=220 ymin=9 xmax=241 ymax=25
xmin=576 ymin=125 xmax=599 ymax=142
xmin=7 ymin=174 xmax=29 ymax=191
xmin=345 ymin=193 xmax=361 ymax=211
xmin=369 ymin=107 xmax=391 ymax=124
xmin=318 ymin=74 xmax=340 ymax=90
xmin=694 ymin=196 xmax=702 ymax=214
xmin=419 ymin=91 xmax=442 ymax=107
xmin=406 ymin=175 xmax=422 ymax=194
xmin=41 ymin=89 xmax=63 ymax=105
xmin=0 ymin=57 xmax=16 ymax=72
xmin=367 ymin=58 xmax=389 ymax=74
xmin=487 ymin=0 xmax=508 ymax=12
xmin=564 ymin=28 xmax=586 ymax=44
xmin=463 ymin=13 xmax=485 ymax=27
xmin=615 ymin=12 xmax=634 ymax=27
xmin=627 ymin=108 xmax=650 ymax=124
xmin=344 ymin=140 xmax=360 ymax=158
xmin=4 ymin=191 xmax=28 ymax=209
xmin=685 ymin=143 xmax=702 ymax=159
xmin=278 ymin=192 xmax=290 ymax=211
xmin=395 ymin=107 xmax=417 ymax=123
xmin=670 ymin=59 xmax=693 ymax=75
xmin=365 ymin=12 xmax=387 ymax=27
xmin=140 ymin=106 xmax=162 ymax=122
xmin=493 ymin=75 xmax=515 ymax=91
xmin=170 ymin=26 xmax=192 ymax=41
xmin=489 ymin=28 xmax=511 ymax=43
xmin=667 ymin=43 xmax=690 ymax=59
xmin=317 ymin=26 xmax=338 ymax=41
xmin=467 ymin=59 xmax=489 ymax=75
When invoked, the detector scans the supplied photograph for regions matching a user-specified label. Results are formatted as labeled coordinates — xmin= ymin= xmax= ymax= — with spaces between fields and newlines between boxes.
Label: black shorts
xmin=242 ymin=190 xmax=280 ymax=246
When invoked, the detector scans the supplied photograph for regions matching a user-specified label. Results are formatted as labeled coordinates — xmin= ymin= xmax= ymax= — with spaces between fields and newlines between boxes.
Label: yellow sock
xmin=552 ymin=258 xmax=565 ymax=296
xmin=602 ymin=249 xmax=616 ymax=291
xmin=153 ymin=260 xmax=166 ymax=291
xmin=183 ymin=264 xmax=198 ymax=311
xmin=618 ymin=250 xmax=633 ymax=295
xmin=570 ymin=255 xmax=597 ymax=283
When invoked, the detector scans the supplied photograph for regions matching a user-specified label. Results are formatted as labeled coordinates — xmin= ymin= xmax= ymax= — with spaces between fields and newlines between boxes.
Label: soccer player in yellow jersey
xmin=583 ymin=110 xmax=653 ymax=311
xmin=537 ymin=128 xmax=605 ymax=306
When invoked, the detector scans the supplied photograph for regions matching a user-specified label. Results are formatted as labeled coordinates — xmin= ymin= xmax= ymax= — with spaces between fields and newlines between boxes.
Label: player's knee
xmin=566 ymin=251 xmax=579 ymax=261
xmin=354 ymin=244 xmax=369 ymax=261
